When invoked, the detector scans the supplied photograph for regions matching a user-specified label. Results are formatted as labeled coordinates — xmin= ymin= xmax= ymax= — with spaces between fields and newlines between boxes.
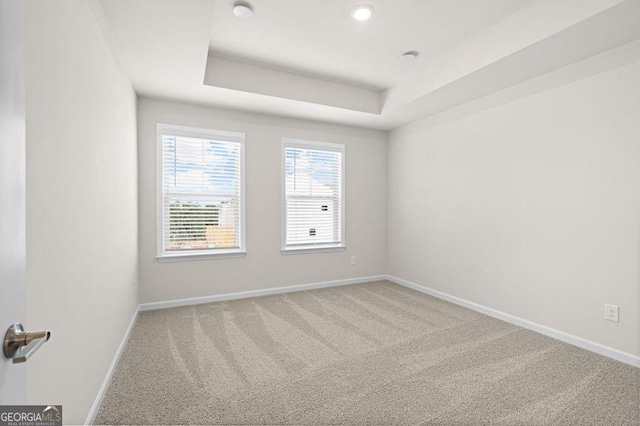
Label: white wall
xmin=388 ymin=61 xmax=640 ymax=356
xmin=0 ymin=0 xmax=27 ymax=405
xmin=138 ymin=98 xmax=386 ymax=303
xmin=25 ymin=0 xmax=138 ymax=423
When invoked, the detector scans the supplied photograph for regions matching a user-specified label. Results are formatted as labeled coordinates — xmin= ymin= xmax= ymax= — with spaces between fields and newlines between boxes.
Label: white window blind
xmin=283 ymin=140 xmax=344 ymax=251
xmin=158 ymin=124 xmax=244 ymax=259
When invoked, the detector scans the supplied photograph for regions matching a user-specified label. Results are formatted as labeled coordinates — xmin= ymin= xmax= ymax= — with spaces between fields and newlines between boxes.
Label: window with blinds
xmin=157 ymin=124 xmax=245 ymax=260
xmin=282 ymin=140 xmax=345 ymax=252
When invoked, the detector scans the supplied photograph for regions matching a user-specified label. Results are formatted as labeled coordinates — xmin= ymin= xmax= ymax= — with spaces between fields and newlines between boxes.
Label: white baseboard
xmin=85 ymin=305 xmax=139 ymax=425
xmin=386 ymin=275 xmax=640 ymax=368
xmin=138 ymin=275 xmax=387 ymax=312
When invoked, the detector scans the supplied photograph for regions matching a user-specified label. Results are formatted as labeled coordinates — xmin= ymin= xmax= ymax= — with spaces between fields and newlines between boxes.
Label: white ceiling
xmin=208 ymin=0 xmax=533 ymax=89
xmin=96 ymin=0 xmax=640 ymax=130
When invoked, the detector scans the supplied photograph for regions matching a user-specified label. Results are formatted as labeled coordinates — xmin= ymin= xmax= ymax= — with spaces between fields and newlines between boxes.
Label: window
xmin=157 ymin=124 xmax=245 ymax=261
xmin=282 ymin=139 xmax=345 ymax=253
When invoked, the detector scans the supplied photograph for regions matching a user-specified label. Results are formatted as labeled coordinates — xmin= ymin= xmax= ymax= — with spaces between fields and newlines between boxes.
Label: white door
xmin=0 ymin=0 xmax=27 ymax=404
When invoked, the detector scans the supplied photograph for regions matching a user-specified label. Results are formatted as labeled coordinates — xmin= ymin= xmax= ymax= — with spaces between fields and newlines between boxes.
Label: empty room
xmin=1 ymin=0 xmax=639 ymax=424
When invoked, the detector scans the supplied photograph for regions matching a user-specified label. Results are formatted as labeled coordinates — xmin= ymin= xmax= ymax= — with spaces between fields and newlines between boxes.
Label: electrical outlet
xmin=604 ymin=304 xmax=619 ymax=322
xmin=350 ymin=256 xmax=356 ymax=265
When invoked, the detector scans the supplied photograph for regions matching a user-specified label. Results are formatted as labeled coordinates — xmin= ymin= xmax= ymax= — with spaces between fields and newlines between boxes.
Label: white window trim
xmin=281 ymin=138 xmax=346 ymax=254
xmin=156 ymin=123 xmax=246 ymax=262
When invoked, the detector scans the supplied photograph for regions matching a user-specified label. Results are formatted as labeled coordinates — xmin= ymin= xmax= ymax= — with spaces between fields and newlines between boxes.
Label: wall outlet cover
xmin=604 ymin=304 xmax=619 ymax=322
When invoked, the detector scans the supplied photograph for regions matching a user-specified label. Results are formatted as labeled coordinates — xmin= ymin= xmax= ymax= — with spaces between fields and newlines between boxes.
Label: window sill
xmin=157 ymin=250 xmax=247 ymax=263
xmin=281 ymin=245 xmax=346 ymax=255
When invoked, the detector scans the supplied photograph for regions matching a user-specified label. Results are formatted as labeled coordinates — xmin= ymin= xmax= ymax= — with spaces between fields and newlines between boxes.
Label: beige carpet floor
xmin=95 ymin=281 xmax=639 ymax=425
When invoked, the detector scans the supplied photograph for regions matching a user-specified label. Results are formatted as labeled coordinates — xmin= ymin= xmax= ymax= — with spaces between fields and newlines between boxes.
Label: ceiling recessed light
xmin=351 ymin=4 xmax=374 ymax=21
xmin=400 ymin=51 xmax=419 ymax=62
xmin=233 ymin=1 xmax=253 ymax=19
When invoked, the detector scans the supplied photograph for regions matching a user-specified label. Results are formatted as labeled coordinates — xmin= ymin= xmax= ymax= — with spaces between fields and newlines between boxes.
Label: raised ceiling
xmin=96 ymin=0 xmax=640 ymax=130
xmin=208 ymin=0 xmax=533 ymax=90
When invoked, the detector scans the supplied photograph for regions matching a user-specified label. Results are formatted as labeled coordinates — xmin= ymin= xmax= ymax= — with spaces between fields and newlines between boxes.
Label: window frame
xmin=156 ymin=123 xmax=246 ymax=262
xmin=281 ymin=138 xmax=346 ymax=255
